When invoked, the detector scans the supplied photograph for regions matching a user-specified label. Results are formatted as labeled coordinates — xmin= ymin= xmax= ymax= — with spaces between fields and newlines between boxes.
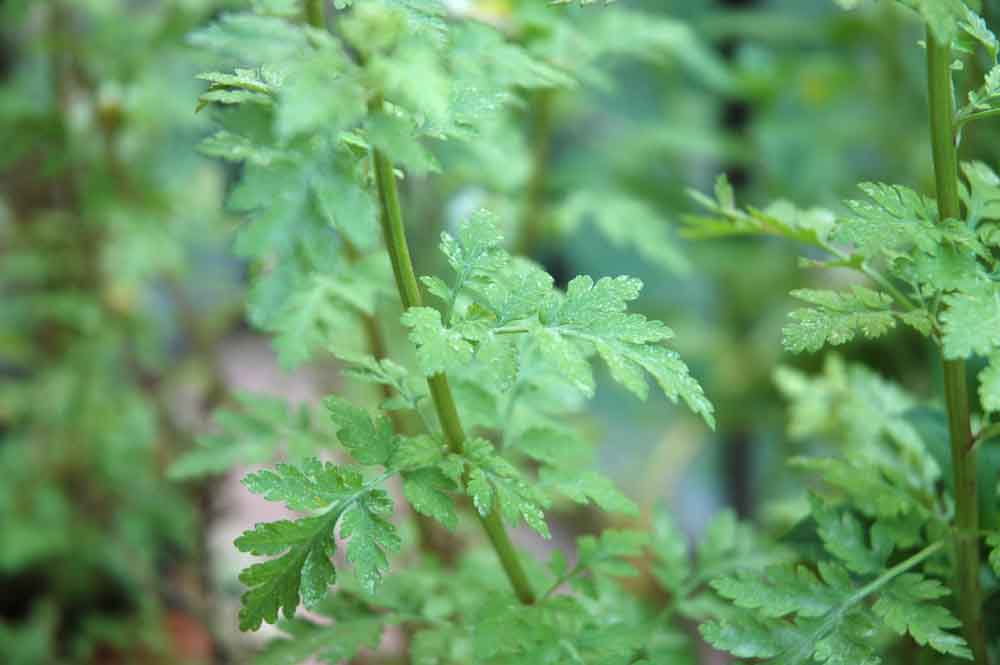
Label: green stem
xmin=369 ymin=99 xmax=536 ymax=605
xmin=848 ymin=540 xmax=944 ymax=604
xmin=926 ymin=31 xmax=990 ymax=665
xmin=516 ymin=89 xmax=555 ymax=255
xmin=304 ymin=0 xmax=325 ymax=29
xmin=305 ymin=0 xmax=460 ymax=565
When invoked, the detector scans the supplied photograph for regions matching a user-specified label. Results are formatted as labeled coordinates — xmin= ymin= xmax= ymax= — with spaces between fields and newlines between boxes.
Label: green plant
xmin=686 ymin=2 xmax=1000 ymax=664
xmin=182 ymin=0 xmax=732 ymax=663
xmin=178 ymin=1 xmax=1000 ymax=664
xmin=0 ymin=0 xmax=237 ymax=662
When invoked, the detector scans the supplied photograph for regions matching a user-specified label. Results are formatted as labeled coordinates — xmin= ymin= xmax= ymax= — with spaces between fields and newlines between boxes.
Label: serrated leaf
xmin=255 ymin=617 xmax=384 ymax=665
xmin=401 ymin=306 xmax=475 ymax=376
xmin=685 ymin=174 xmax=835 ymax=245
xmin=703 ymin=557 xmax=884 ymax=665
xmin=541 ymin=275 xmax=714 ymax=426
xmin=235 ymin=515 xmax=339 ymax=631
xmin=534 ymin=326 xmax=596 ymax=396
xmin=835 ymin=182 xmax=939 ymax=260
xmin=911 ymin=0 xmax=970 ymax=42
xmin=873 ymin=573 xmax=970 ymax=658
xmin=712 ymin=565 xmax=841 ymax=618
xmin=540 ymin=468 xmax=637 ymax=516
xmin=940 ymin=283 xmax=1000 ymax=358
xmin=389 ymin=434 xmax=445 ymax=471
xmin=441 ymin=209 xmax=507 ymax=279
xmin=325 ymin=396 xmax=398 ymax=466
xmin=978 ymin=352 xmax=1000 ymax=412
xmin=791 ymin=457 xmax=916 ymax=519
xmin=475 ymin=334 xmax=519 ymax=393
xmin=402 ymin=467 xmax=458 ymax=530
xmin=961 ymin=161 xmax=1000 ymax=226
xmin=476 ymin=258 xmax=554 ymax=325
xmin=814 ymin=505 xmax=885 ymax=575
xmin=242 ymin=459 xmax=364 ymax=513
xmin=700 ymin=614 xmax=793 ymax=659
xmin=233 ymin=458 xmax=397 ymax=629
xmin=339 ymin=490 xmax=401 ymax=593
xmin=462 ymin=438 xmax=550 ymax=537
xmin=198 ymin=87 xmax=272 ymax=110
xmin=421 ymin=275 xmax=452 ymax=303
xmin=960 ymin=8 xmax=998 ymax=61
xmin=960 ymin=66 xmax=1000 ymax=127
xmin=782 ymin=286 xmax=896 ymax=354
xmin=366 ymin=111 xmax=439 ymax=175
xmin=277 ymin=47 xmax=365 ymax=139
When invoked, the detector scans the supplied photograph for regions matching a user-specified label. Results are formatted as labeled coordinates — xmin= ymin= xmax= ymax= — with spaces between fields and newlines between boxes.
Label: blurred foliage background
xmin=2 ymin=0 xmax=997 ymax=663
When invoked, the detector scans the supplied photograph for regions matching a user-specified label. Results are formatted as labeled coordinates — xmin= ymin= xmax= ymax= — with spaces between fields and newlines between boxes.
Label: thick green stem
xmin=926 ymin=31 xmax=989 ymax=665
xmin=369 ymin=103 xmax=536 ymax=605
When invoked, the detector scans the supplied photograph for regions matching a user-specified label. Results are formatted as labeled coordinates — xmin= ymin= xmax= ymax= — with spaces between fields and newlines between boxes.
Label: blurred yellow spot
xmin=474 ymin=0 xmax=513 ymax=21
xmin=104 ymin=284 xmax=136 ymax=315
xmin=800 ymin=72 xmax=832 ymax=106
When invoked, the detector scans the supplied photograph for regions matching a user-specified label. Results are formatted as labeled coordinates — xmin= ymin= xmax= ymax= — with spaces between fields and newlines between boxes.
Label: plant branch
xmin=956 ymin=107 xmax=1000 ymax=133
xmin=974 ymin=420 xmax=1000 ymax=448
xmin=926 ymin=31 xmax=990 ymax=665
xmin=848 ymin=540 xmax=945 ymax=604
xmin=369 ymin=97 xmax=536 ymax=605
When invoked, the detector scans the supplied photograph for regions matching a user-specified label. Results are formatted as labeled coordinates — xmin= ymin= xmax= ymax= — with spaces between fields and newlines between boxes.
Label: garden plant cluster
xmin=3 ymin=1 xmax=1000 ymax=664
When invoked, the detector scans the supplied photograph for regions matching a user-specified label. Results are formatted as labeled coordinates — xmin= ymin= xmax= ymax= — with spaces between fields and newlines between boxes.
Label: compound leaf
xmin=782 ymin=287 xmax=896 ymax=354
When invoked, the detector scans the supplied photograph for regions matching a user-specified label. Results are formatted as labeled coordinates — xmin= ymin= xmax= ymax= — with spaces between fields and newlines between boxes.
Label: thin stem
xmin=541 ymin=561 xmax=583 ymax=601
xmin=926 ymin=31 xmax=990 ymax=665
xmin=860 ymin=264 xmax=919 ymax=311
xmin=974 ymin=420 xmax=1000 ymax=447
xmin=309 ymin=1 xmax=461 ymax=563
xmin=852 ymin=540 xmax=945 ymax=603
xmin=493 ymin=325 xmax=531 ymax=336
xmin=956 ymin=107 xmax=1000 ymax=133
xmin=822 ymin=242 xmax=921 ymax=311
xmin=369 ymin=98 xmax=536 ymax=605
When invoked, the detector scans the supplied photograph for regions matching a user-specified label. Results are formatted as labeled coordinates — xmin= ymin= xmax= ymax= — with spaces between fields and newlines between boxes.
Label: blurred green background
xmin=2 ymin=0 xmax=996 ymax=663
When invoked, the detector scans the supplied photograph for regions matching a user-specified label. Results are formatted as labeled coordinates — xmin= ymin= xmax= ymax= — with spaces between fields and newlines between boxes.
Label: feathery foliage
xmin=168 ymin=0 xmax=1000 ymax=663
